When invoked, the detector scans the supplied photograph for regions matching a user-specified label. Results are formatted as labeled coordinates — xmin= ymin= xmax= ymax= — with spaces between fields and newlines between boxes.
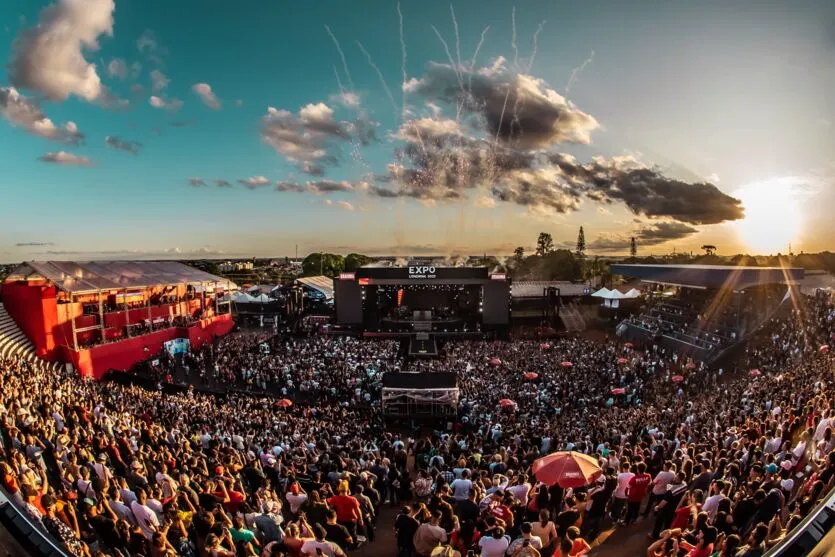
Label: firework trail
xmin=469 ymin=25 xmax=490 ymax=92
xmin=527 ymin=20 xmax=546 ymax=72
xmin=565 ymin=49 xmax=595 ymax=96
xmin=397 ymin=2 xmax=408 ymax=123
xmin=324 ymin=25 xmax=355 ymax=92
xmin=511 ymin=6 xmax=519 ymax=70
xmin=356 ymin=40 xmax=399 ymax=123
xmin=450 ymin=5 xmax=462 ymax=74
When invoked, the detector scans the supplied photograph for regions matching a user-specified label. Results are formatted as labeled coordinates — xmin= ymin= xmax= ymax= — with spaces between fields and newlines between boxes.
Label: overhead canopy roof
xmin=295 ymin=275 xmax=334 ymax=299
xmin=512 ymin=281 xmax=589 ymax=298
xmin=8 ymin=260 xmax=236 ymax=294
xmin=610 ymin=264 xmax=804 ymax=290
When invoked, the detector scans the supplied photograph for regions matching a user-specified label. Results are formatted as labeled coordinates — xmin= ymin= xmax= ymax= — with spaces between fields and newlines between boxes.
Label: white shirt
xmin=615 ymin=472 xmax=635 ymax=499
xmin=479 ymin=534 xmax=510 ymax=557
xmin=300 ymin=539 xmax=345 ymax=556
xmin=130 ymin=501 xmax=160 ymax=539
xmin=450 ymin=478 xmax=473 ymax=501
xmin=286 ymin=492 xmax=308 ymax=513
xmin=702 ymin=494 xmax=726 ymax=519
xmin=652 ymin=471 xmax=676 ymax=495
xmin=815 ymin=418 xmax=832 ymax=441
xmin=508 ymin=483 xmax=531 ymax=506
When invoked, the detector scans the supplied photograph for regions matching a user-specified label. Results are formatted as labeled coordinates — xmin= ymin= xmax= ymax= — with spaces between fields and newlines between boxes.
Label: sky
xmin=1 ymin=0 xmax=834 ymax=262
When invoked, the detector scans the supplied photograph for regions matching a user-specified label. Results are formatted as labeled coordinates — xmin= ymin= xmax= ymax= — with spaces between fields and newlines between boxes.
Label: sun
xmin=733 ymin=177 xmax=803 ymax=255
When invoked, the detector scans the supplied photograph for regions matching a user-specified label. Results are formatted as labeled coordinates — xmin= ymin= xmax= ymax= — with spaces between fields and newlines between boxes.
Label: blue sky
xmin=1 ymin=0 xmax=834 ymax=262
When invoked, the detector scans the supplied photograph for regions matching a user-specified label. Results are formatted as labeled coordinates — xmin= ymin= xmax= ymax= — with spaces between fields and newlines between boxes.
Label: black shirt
xmin=90 ymin=514 xmax=121 ymax=549
xmin=324 ymin=522 xmax=353 ymax=551
xmin=456 ymin=499 xmax=480 ymax=523
xmin=394 ymin=513 xmax=420 ymax=548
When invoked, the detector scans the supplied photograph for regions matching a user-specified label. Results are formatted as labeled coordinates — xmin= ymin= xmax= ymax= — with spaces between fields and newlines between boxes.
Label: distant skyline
xmin=1 ymin=0 xmax=834 ymax=263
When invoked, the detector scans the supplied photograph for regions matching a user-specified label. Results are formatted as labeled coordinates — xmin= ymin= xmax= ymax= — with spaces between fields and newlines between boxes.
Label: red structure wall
xmin=3 ymin=280 xmax=234 ymax=379
xmin=62 ymin=314 xmax=233 ymax=379
xmin=2 ymin=281 xmax=61 ymax=360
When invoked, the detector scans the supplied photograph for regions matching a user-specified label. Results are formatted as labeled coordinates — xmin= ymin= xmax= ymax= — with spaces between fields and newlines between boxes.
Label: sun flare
xmin=733 ymin=177 xmax=803 ymax=255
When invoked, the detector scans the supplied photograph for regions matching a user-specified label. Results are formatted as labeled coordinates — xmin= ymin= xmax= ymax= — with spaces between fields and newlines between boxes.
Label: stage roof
xmin=610 ymin=264 xmax=804 ymax=290
xmin=295 ymin=275 xmax=334 ymax=299
xmin=512 ymin=281 xmax=589 ymax=298
xmin=8 ymin=260 xmax=235 ymax=294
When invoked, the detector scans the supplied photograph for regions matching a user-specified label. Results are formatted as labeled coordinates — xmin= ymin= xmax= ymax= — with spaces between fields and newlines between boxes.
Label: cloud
xmin=374 ymin=114 xmax=743 ymax=226
xmin=259 ymin=102 xmax=376 ymax=175
xmin=104 ymin=135 xmax=142 ymax=155
xmin=404 ymin=57 xmax=599 ymax=148
xmin=136 ymin=29 xmax=159 ymax=54
xmin=38 ymin=151 xmax=92 ymax=166
xmin=150 ymin=69 xmax=169 ymax=92
xmin=187 ymin=177 xmax=207 ymax=187
xmin=589 ymin=221 xmax=699 ymax=251
xmin=107 ymin=58 xmax=128 ymax=79
xmin=237 ymin=176 xmax=271 ymax=190
xmin=331 ymin=91 xmax=360 ymax=108
xmin=235 ymin=99 xmax=243 ymax=107
xmin=9 ymin=0 xmax=115 ymax=102
xmin=0 ymin=87 xmax=84 ymax=144
xmin=192 ymin=82 xmax=221 ymax=109
xmin=15 ymin=242 xmax=54 ymax=247
xmin=37 ymin=246 xmax=226 ymax=259
xmin=213 ymin=179 xmax=231 ymax=187
xmin=275 ymin=181 xmax=306 ymax=193
xmin=273 ymin=179 xmax=367 ymax=194
xmin=323 ymin=199 xmax=356 ymax=211
xmin=149 ymin=96 xmax=183 ymax=111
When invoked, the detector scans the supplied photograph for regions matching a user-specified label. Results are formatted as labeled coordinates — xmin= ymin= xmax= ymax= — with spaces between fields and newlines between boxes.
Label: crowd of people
xmin=0 ymin=289 xmax=832 ymax=557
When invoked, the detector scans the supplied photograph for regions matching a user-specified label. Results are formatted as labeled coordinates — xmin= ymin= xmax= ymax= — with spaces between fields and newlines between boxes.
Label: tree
xmin=301 ymin=253 xmax=345 ymax=277
xmin=701 ymin=245 xmax=717 ymax=256
xmin=630 ymin=237 xmax=637 ymax=258
xmin=576 ymin=226 xmax=586 ymax=258
xmin=540 ymin=249 xmax=583 ymax=281
xmin=513 ymin=246 xmax=525 ymax=266
xmin=344 ymin=253 xmax=373 ymax=272
xmin=536 ymin=232 xmax=554 ymax=256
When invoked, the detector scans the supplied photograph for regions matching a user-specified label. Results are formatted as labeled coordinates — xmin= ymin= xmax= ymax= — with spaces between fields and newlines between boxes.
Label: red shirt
xmin=328 ymin=495 xmax=361 ymax=523
xmin=671 ymin=503 xmax=700 ymax=530
xmin=626 ymin=473 xmax=651 ymax=502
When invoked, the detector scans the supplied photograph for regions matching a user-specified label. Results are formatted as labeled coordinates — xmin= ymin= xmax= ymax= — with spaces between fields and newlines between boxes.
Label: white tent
xmin=594 ymin=288 xmax=626 ymax=308
xmin=591 ymin=287 xmax=612 ymax=298
xmin=231 ymin=291 xmax=257 ymax=303
xmin=624 ymin=288 xmax=641 ymax=299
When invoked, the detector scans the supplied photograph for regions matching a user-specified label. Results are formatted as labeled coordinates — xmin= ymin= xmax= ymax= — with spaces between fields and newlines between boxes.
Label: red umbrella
xmin=489 ymin=358 xmax=502 ymax=366
xmin=532 ymin=451 xmax=602 ymax=488
xmin=611 ymin=387 xmax=626 ymax=395
xmin=749 ymin=369 xmax=762 ymax=377
xmin=685 ymin=362 xmax=696 ymax=370
xmin=623 ymin=342 xmax=634 ymax=348
xmin=499 ymin=399 xmax=516 ymax=408
xmin=672 ymin=375 xmax=684 ymax=383
xmin=276 ymin=399 xmax=293 ymax=408
xmin=617 ymin=357 xmax=628 ymax=365
xmin=820 ymin=345 xmax=830 ymax=354
xmin=560 ymin=361 xmax=573 ymax=368
xmin=540 ymin=343 xmax=552 ymax=350
xmin=524 ymin=372 xmax=539 ymax=380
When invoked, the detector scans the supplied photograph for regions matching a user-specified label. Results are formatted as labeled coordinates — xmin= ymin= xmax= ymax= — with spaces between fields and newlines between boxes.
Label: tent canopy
xmin=295 ymin=275 xmax=334 ymax=299
xmin=591 ymin=287 xmax=611 ymax=298
xmin=9 ymin=260 xmax=236 ymax=294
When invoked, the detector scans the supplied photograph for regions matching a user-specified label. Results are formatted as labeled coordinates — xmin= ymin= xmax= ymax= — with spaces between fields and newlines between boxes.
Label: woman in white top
xmin=530 ymin=511 xmax=558 ymax=553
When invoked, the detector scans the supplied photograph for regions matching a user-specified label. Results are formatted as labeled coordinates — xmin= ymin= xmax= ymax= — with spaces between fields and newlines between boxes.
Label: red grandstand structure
xmin=1 ymin=261 xmax=236 ymax=378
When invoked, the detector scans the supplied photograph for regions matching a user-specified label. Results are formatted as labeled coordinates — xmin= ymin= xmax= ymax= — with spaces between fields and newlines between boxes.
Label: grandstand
xmin=1 ymin=260 xmax=236 ymax=378
xmin=611 ymin=264 xmax=804 ymax=360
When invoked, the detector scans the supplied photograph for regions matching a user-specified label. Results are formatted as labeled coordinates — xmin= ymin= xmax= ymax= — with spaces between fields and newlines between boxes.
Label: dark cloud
xmin=15 ymin=242 xmax=54 ymax=247
xmin=404 ymin=57 xmax=598 ymax=148
xmin=104 ymin=135 xmax=142 ymax=155
xmin=1 ymin=87 xmax=84 ymax=144
xmin=187 ymin=177 xmax=207 ymax=187
xmin=589 ymin=221 xmax=699 ymax=251
xmin=213 ymin=179 xmax=231 ymax=188
xmin=275 ymin=181 xmax=306 ymax=193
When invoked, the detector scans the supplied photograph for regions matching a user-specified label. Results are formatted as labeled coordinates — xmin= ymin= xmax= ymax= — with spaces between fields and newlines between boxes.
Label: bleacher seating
xmin=0 ymin=303 xmax=61 ymax=370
